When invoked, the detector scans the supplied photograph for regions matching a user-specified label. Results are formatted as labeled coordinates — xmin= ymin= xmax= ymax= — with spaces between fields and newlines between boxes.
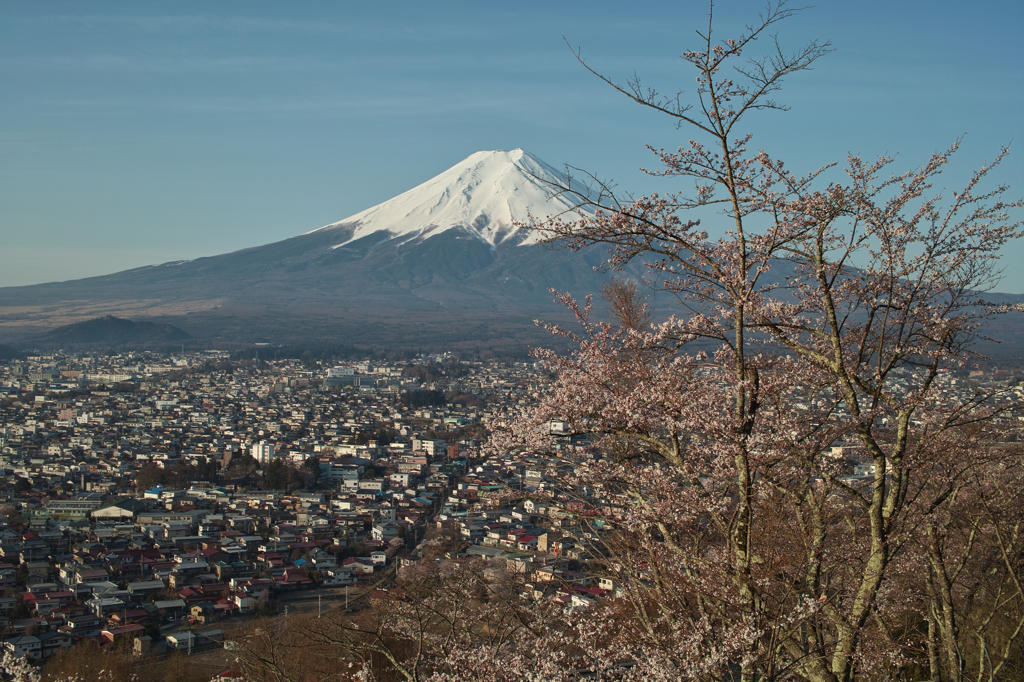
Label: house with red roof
xmin=275 ymin=568 xmax=312 ymax=590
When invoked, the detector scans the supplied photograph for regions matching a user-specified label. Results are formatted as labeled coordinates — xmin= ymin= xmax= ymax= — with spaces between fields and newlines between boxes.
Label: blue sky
xmin=2 ymin=1 xmax=1022 ymax=291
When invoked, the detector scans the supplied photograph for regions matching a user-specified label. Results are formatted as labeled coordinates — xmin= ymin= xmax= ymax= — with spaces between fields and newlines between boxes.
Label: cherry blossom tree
xmin=487 ymin=2 xmax=1022 ymax=681
xmin=0 ymin=650 xmax=40 ymax=682
xmin=169 ymin=3 xmax=1023 ymax=681
xmin=892 ymin=450 xmax=1024 ymax=681
xmin=234 ymin=559 xmax=594 ymax=682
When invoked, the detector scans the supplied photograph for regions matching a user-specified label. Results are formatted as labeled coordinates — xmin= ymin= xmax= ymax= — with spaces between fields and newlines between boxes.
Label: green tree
xmin=261 ymin=459 xmax=304 ymax=492
xmin=192 ymin=456 xmax=219 ymax=483
xmin=302 ymin=457 xmax=322 ymax=486
xmin=14 ymin=567 xmax=28 ymax=590
xmin=261 ymin=459 xmax=289 ymax=490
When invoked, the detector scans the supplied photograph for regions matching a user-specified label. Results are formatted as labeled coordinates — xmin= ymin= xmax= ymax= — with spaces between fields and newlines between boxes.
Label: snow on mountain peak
xmin=311 ymin=149 xmax=589 ymax=248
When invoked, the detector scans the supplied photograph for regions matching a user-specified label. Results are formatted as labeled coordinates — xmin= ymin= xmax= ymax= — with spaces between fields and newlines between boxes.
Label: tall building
xmin=252 ymin=441 xmax=276 ymax=465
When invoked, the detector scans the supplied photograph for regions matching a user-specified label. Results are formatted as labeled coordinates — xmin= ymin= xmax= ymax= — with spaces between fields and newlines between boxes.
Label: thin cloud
xmin=34 ymin=13 xmax=354 ymax=36
xmin=0 ymin=54 xmax=303 ymax=74
xmin=28 ymin=12 xmax=488 ymax=42
xmin=29 ymin=85 xmax=593 ymax=119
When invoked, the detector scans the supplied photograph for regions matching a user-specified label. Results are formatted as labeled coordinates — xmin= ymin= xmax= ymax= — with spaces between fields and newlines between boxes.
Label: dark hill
xmin=0 ymin=343 xmax=24 ymax=360
xmin=42 ymin=316 xmax=192 ymax=346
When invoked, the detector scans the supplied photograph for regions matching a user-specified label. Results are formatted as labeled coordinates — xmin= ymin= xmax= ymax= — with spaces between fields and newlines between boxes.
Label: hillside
xmin=40 ymin=316 xmax=192 ymax=347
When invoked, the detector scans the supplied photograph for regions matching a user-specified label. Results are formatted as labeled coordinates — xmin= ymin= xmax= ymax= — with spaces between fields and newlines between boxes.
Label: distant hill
xmin=0 ymin=343 xmax=24 ymax=360
xmin=41 ymin=316 xmax=191 ymax=346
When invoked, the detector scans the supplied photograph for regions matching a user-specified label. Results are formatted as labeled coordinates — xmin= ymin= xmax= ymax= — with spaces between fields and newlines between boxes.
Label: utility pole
xmin=345 ymin=585 xmax=349 ymax=609
xmin=318 ymin=594 xmax=322 ymax=618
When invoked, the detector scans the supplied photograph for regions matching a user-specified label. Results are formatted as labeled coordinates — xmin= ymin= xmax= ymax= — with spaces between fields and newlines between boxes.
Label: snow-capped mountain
xmin=312 ymin=148 xmax=587 ymax=248
xmin=3 ymin=147 xmax=1022 ymax=355
xmin=0 ymin=149 xmax=614 ymax=346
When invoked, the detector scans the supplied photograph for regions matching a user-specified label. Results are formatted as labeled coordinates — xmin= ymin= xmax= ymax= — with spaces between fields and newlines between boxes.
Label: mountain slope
xmin=311 ymin=148 xmax=587 ymax=248
xmin=0 ymin=150 xmax=614 ymax=345
xmin=2 ymin=148 xmax=1019 ymax=355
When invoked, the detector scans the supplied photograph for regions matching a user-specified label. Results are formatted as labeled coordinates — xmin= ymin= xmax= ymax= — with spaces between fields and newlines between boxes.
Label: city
xmin=1 ymin=350 xmax=1021 ymax=678
xmin=1 ymin=1 xmax=1021 ymax=678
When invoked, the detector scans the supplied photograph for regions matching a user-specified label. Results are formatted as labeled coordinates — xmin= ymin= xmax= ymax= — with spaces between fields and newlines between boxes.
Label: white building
xmin=4 ymin=636 xmax=41 ymax=661
xmin=416 ymin=439 xmax=447 ymax=458
xmin=252 ymin=441 xmax=277 ymax=465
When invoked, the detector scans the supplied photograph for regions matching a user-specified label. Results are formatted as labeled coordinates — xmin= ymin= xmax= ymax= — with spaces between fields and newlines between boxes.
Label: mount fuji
xmin=312 ymin=148 xmax=585 ymax=249
xmin=0 ymin=149 xmax=622 ymax=349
